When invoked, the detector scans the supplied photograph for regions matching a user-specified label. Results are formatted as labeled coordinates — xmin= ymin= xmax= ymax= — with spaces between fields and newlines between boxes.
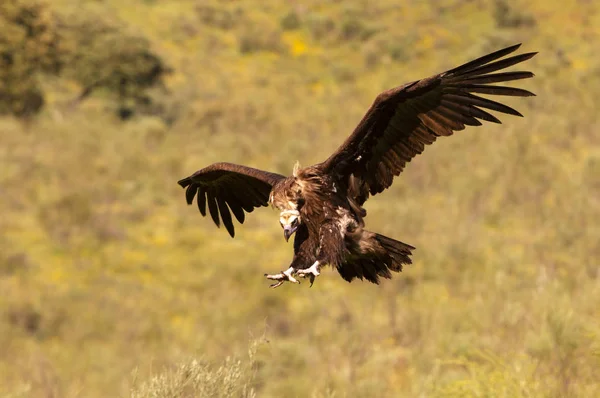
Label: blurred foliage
xmin=56 ymin=4 xmax=170 ymax=118
xmin=0 ymin=0 xmax=168 ymax=119
xmin=1 ymin=0 xmax=599 ymax=397
xmin=0 ymin=0 xmax=61 ymax=117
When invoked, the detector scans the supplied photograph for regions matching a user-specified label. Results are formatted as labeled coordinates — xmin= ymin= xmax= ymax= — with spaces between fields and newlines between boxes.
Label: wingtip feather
xmin=178 ymin=177 xmax=192 ymax=188
xmin=446 ymin=43 xmax=526 ymax=76
xmin=185 ymin=184 xmax=197 ymax=205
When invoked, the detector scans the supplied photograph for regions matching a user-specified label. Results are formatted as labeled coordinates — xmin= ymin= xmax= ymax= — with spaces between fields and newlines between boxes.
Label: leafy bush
xmin=0 ymin=0 xmax=62 ymax=117
xmin=57 ymin=5 xmax=170 ymax=117
xmin=0 ymin=0 xmax=169 ymax=119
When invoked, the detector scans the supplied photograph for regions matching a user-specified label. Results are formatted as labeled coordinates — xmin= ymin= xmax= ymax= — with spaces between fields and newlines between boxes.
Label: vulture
xmin=178 ymin=44 xmax=537 ymax=288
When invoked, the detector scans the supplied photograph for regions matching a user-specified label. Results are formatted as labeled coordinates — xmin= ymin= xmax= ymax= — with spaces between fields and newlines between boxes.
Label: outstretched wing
xmin=322 ymin=43 xmax=537 ymax=205
xmin=178 ymin=162 xmax=286 ymax=237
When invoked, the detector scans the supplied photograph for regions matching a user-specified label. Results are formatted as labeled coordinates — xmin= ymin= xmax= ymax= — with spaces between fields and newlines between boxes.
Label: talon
xmin=264 ymin=266 xmax=299 ymax=288
xmin=296 ymin=261 xmax=321 ymax=287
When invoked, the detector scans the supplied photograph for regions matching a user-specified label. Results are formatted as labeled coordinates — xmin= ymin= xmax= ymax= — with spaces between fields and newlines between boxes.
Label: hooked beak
xmin=283 ymin=225 xmax=297 ymax=242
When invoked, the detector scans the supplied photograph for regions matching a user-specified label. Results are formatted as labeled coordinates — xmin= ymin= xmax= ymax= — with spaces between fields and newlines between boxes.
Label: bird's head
xmin=269 ymin=163 xmax=307 ymax=242
xmin=279 ymin=209 xmax=301 ymax=242
xmin=273 ymin=186 xmax=305 ymax=242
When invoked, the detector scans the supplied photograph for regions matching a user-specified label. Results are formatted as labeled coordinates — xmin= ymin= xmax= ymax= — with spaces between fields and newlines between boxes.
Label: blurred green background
xmin=1 ymin=0 xmax=599 ymax=397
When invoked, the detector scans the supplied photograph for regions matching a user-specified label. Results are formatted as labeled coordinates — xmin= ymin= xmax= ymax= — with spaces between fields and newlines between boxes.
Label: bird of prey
xmin=178 ymin=44 xmax=536 ymax=288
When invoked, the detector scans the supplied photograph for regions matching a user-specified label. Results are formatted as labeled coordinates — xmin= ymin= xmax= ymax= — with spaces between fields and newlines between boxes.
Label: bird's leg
xmin=296 ymin=261 xmax=321 ymax=287
xmin=264 ymin=266 xmax=299 ymax=288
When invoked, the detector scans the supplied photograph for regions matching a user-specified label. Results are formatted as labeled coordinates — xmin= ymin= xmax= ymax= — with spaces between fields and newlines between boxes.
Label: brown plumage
xmin=178 ymin=44 xmax=537 ymax=288
xmin=178 ymin=162 xmax=285 ymax=238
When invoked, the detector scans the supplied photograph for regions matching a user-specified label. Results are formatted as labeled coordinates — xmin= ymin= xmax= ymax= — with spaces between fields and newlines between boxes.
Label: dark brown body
xmin=274 ymin=165 xmax=414 ymax=284
xmin=178 ymin=44 xmax=536 ymax=287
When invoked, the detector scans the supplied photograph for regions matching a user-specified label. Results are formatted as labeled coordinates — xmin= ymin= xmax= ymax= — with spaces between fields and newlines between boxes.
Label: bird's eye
xmin=292 ymin=218 xmax=299 ymax=226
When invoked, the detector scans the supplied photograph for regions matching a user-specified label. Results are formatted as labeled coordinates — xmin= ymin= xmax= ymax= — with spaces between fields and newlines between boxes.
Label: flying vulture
xmin=178 ymin=44 xmax=537 ymax=288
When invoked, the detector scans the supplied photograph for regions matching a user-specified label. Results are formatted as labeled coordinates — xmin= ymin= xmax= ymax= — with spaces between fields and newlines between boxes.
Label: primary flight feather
xmin=178 ymin=43 xmax=537 ymax=288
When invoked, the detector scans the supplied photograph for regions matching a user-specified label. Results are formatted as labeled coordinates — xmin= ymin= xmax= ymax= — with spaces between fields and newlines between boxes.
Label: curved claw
xmin=264 ymin=266 xmax=299 ymax=288
xmin=296 ymin=261 xmax=321 ymax=287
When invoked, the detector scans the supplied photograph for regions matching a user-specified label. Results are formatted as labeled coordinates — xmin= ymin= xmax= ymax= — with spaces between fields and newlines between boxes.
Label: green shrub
xmin=0 ymin=0 xmax=62 ymax=117
xmin=57 ymin=5 xmax=169 ymax=115
xmin=0 ymin=1 xmax=169 ymax=119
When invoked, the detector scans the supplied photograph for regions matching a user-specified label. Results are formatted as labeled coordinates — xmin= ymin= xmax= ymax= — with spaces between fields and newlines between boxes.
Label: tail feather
xmin=375 ymin=233 xmax=414 ymax=272
xmin=337 ymin=233 xmax=414 ymax=284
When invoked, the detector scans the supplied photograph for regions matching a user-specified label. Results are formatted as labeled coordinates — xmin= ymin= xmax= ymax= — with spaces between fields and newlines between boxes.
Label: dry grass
xmin=1 ymin=0 xmax=599 ymax=397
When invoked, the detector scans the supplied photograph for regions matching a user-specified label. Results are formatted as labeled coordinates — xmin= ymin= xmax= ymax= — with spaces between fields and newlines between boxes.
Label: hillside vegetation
xmin=1 ymin=0 xmax=599 ymax=397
